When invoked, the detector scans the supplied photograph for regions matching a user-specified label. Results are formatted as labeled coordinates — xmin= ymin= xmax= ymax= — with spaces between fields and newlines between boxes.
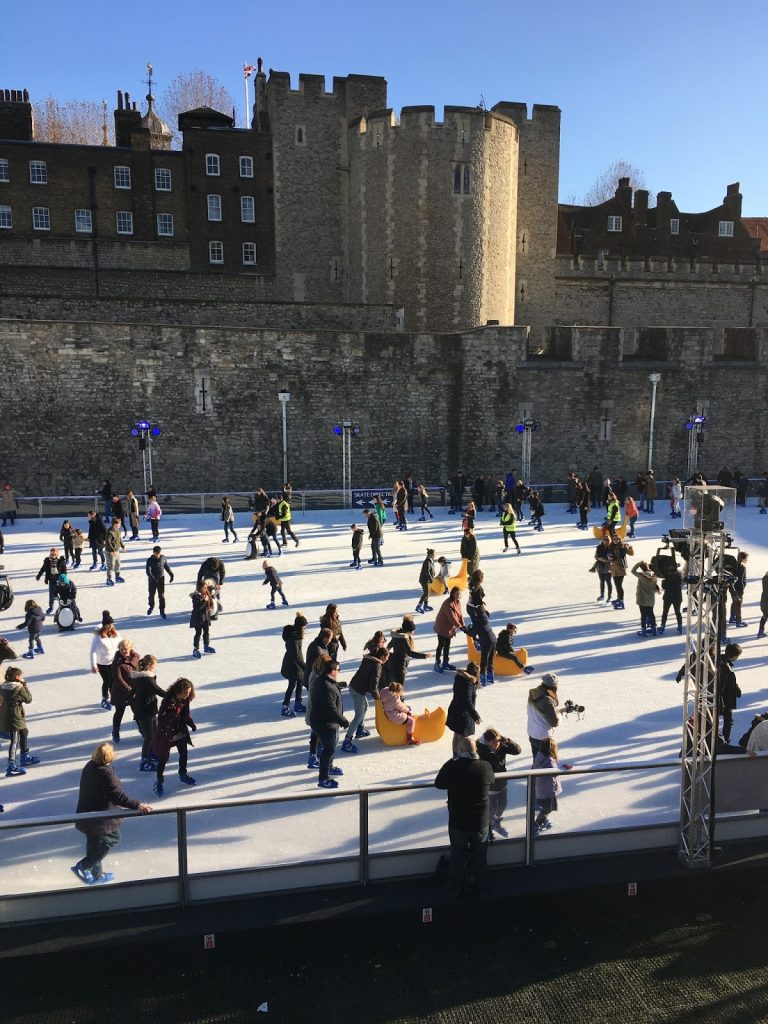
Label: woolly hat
xmin=295 ymin=614 xmax=308 ymax=630
xmin=101 ymin=610 xmax=115 ymax=626
xmin=400 ymin=615 xmax=416 ymax=633
xmin=541 ymin=672 xmax=558 ymax=691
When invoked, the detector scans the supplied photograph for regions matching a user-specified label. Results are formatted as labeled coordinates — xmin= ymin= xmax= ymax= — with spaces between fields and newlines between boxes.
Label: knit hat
xmin=465 ymin=663 xmax=480 ymax=679
xmin=541 ymin=672 xmax=558 ymax=691
xmin=101 ymin=610 xmax=114 ymax=626
xmin=295 ymin=614 xmax=308 ymax=629
xmin=400 ymin=615 xmax=416 ymax=634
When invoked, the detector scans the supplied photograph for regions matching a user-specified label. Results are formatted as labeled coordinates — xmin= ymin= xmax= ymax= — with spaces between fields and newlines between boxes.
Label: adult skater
xmin=658 ymin=565 xmax=684 ymax=634
xmin=2 ymin=666 xmax=40 ymax=776
xmin=500 ymin=503 xmax=520 ymax=553
xmin=728 ymin=551 xmax=749 ymax=628
xmin=608 ymin=535 xmax=633 ymax=610
xmin=90 ymin=612 xmax=121 ymax=710
xmin=718 ymin=643 xmax=743 ymax=743
xmin=434 ymin=735 xmax=494 ymax=897
xmin=342 ymin=646 xmax=388 ymax=752
xmin=467 ymin=584 xmax=496 ymax=686
xmin=632 ymin=561 xmax=660 ymax=637
xmin=126 ymin=490 xmax=140 ymax=540
xmin=526 ymin=672 xmax=562 ymax=761
xmin=59 ymin=519 xmax=75 ymax=566
xmin=130 ymin=654 xmax=165 ymax=773
xmin=277 ymin=493 xmax=299 ymax=547
xmin=35 ymin=547 xmax=66 ymax=614
xmin=110 ymin=639 xmax=140 ymax=744
xmin=395 ymin=481 xmax=408 ymax=531
xmin=197 ymin=556 xmax=226 ymax=609
xmin=624 ymin=494 xmax=639 ymax=538
xmin=460 ymin=528 xmax=480 ymax=577
xmin=529 ymin=490 xmax=546 ymax=532
xmin=309 ymin=660 xmax=348 ymax=789
xmin=364 ymin=508 xmax=383 ymax=566
xmin=279 ymin=613 xmax=307 ymax=717
xmin=220 ymin=497 xmax=239 ymax=544
xmin=99 ymin=479 xmax=112 ymax=520
xmin=415 ymin=548 xmax=435 ymax=614
xmin=433 ymin=587 xmax=465 ymax=674
xmin=104 ymin=518 xmax=126 ymax=587
xmin=645 ymin=471 xmax=658 ymax=513
xmin=446 ymin=663 xmax=482 ymax=756
xmin=72 ymin=742 xmax=152 ymax=885
xmin=594 ymin=535 xmax=614 ymax=604
xmin=145 ymin=495 xmax=162 ymax=541
xmin=758 ymin=569 xmax=768 ymax=638
xmin=146 ymin=545 xmax=174 ymax=619
xmin=0 ymin=481 xmax=19 ymax=526
xmin=153 ymin=678 xmax=198 ymax=796
xmin=190 ymin=580 xmax=216 ymax=659
xmin=418 ymin=484 xmax=434 ymax=521
xmin=318 ymin=604 xmax=347 ymax=659
xmin=110 ymin=494 xmax=127 ymax=538
xmin=87 ymin=511 xmax=107 ymax=571
xmin=577 ymin=481 xmax=590 ymax=530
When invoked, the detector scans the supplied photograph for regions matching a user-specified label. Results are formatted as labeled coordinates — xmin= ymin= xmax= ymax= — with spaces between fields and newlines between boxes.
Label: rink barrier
xmin=0 ymin=757 xmax=766 ymax=926
xmin=10 ymin=478 xmax=760 ymax=522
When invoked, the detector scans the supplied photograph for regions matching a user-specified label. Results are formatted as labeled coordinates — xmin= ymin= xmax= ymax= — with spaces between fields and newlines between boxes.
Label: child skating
xmin=263 ymin=561 xmax=288 ymax=608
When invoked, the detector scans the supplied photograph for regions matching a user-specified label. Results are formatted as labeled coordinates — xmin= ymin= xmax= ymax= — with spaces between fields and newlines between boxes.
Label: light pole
xmin=334 ymin=420 xmax=361 ymax=508
xmin=516 ymin=417 xmax=541 ymax=485
xmin=278 ymin=392 xmax=290 ymax=485
xmin=130 ymin=419 xmax=161 ymax=494
xmin=685 ymin=412 xmax=707 ymax=479
xmin=647 ymin=373 xmax=661 ymax=472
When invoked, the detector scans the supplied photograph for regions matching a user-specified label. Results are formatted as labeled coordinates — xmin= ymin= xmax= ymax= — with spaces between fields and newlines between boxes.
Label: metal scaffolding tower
xmin=685 ymin=412 xmax=707 ymax=480
xmin=517 ymin=417 xmax=541 ymax=484
xmin=334 ymin=420 xmax=360 ymax=509
xmin=678 ymin=486 xmax=736 ymax=869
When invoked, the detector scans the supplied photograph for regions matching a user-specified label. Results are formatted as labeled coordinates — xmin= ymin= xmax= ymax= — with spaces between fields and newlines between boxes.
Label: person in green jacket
xmin=1 ymin=665 xmax=40 ymax=776
xmin=500 ymin=503 xmax=520 ymax=553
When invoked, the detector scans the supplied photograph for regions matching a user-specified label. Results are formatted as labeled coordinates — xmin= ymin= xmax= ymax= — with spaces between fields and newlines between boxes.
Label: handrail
xmin=0 ymin=756 xmax=695 ymax=833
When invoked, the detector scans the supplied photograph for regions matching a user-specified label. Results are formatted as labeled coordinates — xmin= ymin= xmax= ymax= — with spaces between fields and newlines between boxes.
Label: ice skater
xmin=190 ymin=580 xmax=216 ymax=658
xmin=500 ymin=503 xmax=520 ymax=553
xmin=280 ymin=613 xmax=307 ymax=717
xmin=477 ymin=728 xmax=522 ymax=839
xmin=35 ymin=547 xmax=66 ymax=613
xmin=632 ymin=561 xmax=660 ymax=637
xmin=415 ymin=548 xmax=435 ymax=613
xmin=153 ymin=678 xmax=198 ymax=795
xmin=17 ymin=599 xmax=44 ymax=659
xmin=221 ymin=497 xmax=239 ymax=543
xmin=418 ymin=484 xmax=434 ymax=521
xmin=146 ymin=545 xmax=174 ymax=619
xmin=263 ymin=561 xmax=288 ymax=608
xmin=2 ymin=666 xmax=40 ymax=776
xmin=350 ymin=523 xmax=364 ymax=568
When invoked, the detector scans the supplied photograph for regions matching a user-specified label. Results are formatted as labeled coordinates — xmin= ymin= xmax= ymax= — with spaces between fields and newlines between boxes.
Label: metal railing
xmin=1 ymin=756 xmax=765 ymax=925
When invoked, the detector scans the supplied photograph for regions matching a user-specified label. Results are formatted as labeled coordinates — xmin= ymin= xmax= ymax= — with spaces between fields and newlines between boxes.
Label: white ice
xmin=0 ymin=498 xmax=766 ymax=893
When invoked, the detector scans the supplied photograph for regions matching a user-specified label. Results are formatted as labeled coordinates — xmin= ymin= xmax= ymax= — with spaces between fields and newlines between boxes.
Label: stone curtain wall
xmin=1 ymin=319 xmax=767 ymax=495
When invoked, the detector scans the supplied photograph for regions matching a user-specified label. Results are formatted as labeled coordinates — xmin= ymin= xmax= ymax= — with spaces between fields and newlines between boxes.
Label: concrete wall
xmin=1 ymin=319 xmax=767 ymax=495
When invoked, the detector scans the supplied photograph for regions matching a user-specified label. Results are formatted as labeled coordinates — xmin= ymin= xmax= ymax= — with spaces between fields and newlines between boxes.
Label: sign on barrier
xmin=352 ymin=489 xmax=392 ymax=509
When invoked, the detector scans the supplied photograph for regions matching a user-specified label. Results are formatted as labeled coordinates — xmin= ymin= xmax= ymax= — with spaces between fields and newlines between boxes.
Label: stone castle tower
xmin=255 ymin=70 xmax=560 ymax=335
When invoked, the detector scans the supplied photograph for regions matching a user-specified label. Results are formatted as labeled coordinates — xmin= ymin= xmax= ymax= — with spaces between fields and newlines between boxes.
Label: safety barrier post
xmin=525 ymin=776 xmax=537 ymax=867
xmin=177 ymin=808 xmax=189 ymax=907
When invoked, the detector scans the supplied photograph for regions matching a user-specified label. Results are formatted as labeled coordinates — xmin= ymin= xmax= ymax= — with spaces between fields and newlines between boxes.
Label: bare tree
xmin=33 ymin=97 xmax=110 ymax=145
xmin=159 ymin=70 xmax=235 ymax=147
xmin=581 ymin=160 xmax=653 ymax=206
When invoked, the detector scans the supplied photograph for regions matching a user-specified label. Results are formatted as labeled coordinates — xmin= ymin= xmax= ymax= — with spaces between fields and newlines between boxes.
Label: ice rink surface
xmin=0 ymin=498 xmax=765 ymax=890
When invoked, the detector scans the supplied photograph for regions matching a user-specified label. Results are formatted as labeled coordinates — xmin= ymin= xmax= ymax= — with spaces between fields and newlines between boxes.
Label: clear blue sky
xmin=3 ymin=0 xmax=767 ymax=213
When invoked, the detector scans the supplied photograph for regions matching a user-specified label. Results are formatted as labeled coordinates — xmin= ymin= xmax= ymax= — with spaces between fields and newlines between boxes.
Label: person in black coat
xmin=364 ymin=508 xmax=383 ymax=565
xmin=718 ymin=643 xmax=742 ymax=742
xmin=415 ymin=548 xmax=435 ymax=614
xmin=130 ymin=655 xmax=166 ymax=772
xmin=385 ymin=616 xmax=429 ymax=686
xmin=280 ymin=613 xmax=307 ymax=717
xmin=309 ymin=661 xmax=348 ymax=788
xmin=73 ymin=742 xmax=152 ymax=885
xmin=36 ymin=547 xmax=67 ymax=614
xmin=189 ymin=581 xmax=215 ymax=658
xmin=146 ymin=545 xmax=174 ymax=619
xmin=87 ymin=511 xmax=107 ymax=570
xmin=350 ymin=524 xmax=364 ymax=568
xmin=435 ymin=736 xmax=494 ymax=895
xmin=343 ymin=647 xmax=388 ymax=751
xmin=477 ymin=728 xmax=522 ymax=839
xmin=446 ymin=664 xmax=482 ymax=756
xmin=659 ymin=568 xmax=684 ymax=634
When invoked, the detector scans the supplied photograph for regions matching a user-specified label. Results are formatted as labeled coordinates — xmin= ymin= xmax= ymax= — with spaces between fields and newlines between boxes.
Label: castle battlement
xmin=557 ymin=254 xmax=763 ymax=278
xmin=354 ymin=104 xmax=516 ymax=136
xmin=265 ymin=69 xmax=387 ymax=100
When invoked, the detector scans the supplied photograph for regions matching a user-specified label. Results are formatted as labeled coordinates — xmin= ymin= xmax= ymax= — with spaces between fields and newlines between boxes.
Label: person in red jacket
xmin=433 ymin=587 xmax=466 ymax=674
xmin=152 ymin=678 xmax=197 ymax=796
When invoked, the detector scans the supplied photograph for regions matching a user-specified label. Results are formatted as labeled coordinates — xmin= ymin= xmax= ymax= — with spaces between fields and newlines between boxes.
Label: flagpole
xmin=243 ymin=66 xmax=250 ymax=129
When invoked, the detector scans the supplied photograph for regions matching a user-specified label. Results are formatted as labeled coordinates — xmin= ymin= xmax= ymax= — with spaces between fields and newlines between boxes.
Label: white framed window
xmin=670 ymin=218 xmax=680 ymax=235
xmin=239 ymin=155 xmax=254 ymax=178
xmin=154 ymin=167 xmax=172 ymax=191
xmin=240 ymin=195 xmax=255 ymax=223
xmin=207 ymin=194 xmax=222 ymax=221
xmin=607 ymin=215 xmax=623 ymax=232
xmin=718 ymin=220 xmax=734 ymax=237
xmin=32 ymin=206 xmax=50 ymax=230
xmin=205 ymin=153 xmax=220 ymax=176
xmin=74 ymin=208 xmax=92 ymax=233
xmin=29 ymin=160 xmax=47 ymax=184
xmin=0 ymin=158 xmax=8 ymax=183
xmin=208 ymin=240 xmax=224 ymax=264
xmin=116 ymin=210 xmax=134 ymax=235
xmin=295 ymin=126 xmax=306 ymax=146
xmin=114 ymin=165 xmax=131 ymax=189
xmin=0 ymin=205 xmax=11 ymax=229
xmin=157 ymin=213 xmax=174 ymax=236
xmin=242 ymin=241 xmax=257 ymax=265
xmin=453 ymin=163 xmax=470 ymax=194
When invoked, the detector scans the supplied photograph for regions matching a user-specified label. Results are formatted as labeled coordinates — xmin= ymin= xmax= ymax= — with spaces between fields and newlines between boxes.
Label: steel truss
xmin=679 ymin=526 xmax=729 ymax=868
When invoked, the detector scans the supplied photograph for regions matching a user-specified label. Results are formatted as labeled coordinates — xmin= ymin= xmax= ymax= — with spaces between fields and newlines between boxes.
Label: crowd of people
xmin=0 ymin=465 xmax=766 ymax=892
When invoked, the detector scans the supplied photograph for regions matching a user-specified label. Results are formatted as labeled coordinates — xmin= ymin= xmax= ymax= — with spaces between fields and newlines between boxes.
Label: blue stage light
xmin=333 ymin=425 xmax=343 ymax=435
xmin=131 ymin=428 xmax=140 ymax=437
xmin=516 ymin=423 xmax=524 ymax=433
xmin=151 ymin=427 xmax=161 ymax=437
